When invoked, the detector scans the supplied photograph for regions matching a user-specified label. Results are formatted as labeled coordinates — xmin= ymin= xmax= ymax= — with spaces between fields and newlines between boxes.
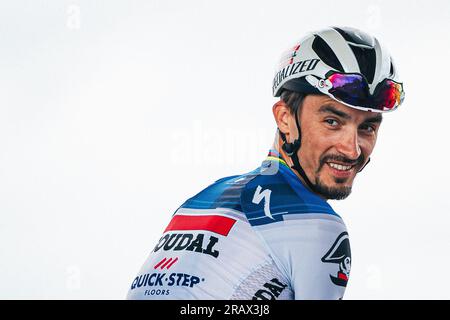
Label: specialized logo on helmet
xmin=272 ymin=58 xmax=320 ymax=93
xmin=321 ymin=232 xmax=351 ymax=287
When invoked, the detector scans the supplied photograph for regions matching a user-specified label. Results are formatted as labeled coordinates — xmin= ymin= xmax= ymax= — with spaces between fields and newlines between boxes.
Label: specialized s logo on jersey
xmin=321 ymin=232 xmax=351 ymax=287
xmin=252 ymin=185 xmax=274 ymax=220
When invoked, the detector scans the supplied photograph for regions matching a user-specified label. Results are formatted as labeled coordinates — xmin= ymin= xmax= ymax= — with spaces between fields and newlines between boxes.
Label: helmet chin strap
xmin=279 ymin=111 xmax=371 ymax=192
xmin=279 ymin=111 xmax=317 ymax=192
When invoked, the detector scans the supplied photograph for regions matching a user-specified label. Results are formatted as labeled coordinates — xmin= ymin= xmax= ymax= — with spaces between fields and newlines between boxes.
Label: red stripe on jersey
xmin=338 ymin=272 xmax=348 ymax=281
xmin=153 ymin=258 xmax=167 ymax=269
xmin=164 ymin=215 xmax=237 ymax=236
xmin=166 ymin=257 xmax=178 ymax=269
xmin=160 ymin=258 xmax=173 ymax=269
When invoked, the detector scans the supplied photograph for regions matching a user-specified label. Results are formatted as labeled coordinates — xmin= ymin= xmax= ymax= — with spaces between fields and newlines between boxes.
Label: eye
xmin=360 ymin=123 xmax=376 ymax=133
xmin=325 ymin=118 xmax=339 ymax=127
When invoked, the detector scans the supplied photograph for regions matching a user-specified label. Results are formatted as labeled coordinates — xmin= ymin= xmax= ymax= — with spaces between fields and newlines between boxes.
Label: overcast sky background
xmin=0 ymin=0 xmax=449 ymax=299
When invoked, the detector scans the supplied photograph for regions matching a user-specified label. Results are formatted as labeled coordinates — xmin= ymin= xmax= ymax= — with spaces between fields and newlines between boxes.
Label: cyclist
xmin=127 ymin=26 xmax=404 ymax=300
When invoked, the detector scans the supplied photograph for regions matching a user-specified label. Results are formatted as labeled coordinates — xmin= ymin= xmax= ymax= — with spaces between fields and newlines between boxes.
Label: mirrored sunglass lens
xmin=329 ymin=73 xmax=364 ymax=88
xmin=327 ymin=74 xmax=403 ymax=111
xmin=375 ymin=80 xmax=403 ymax=110
xmin=328 ymin=74 xmax=368 ymax=106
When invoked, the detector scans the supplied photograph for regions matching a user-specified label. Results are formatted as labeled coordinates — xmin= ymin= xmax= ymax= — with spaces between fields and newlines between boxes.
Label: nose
xmin=336 ymin=128 xmax=361 ymax=160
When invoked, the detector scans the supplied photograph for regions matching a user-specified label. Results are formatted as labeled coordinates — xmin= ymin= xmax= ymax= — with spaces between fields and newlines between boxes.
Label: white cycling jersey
xmin=127 ymin=150 xmax=351 ymax=300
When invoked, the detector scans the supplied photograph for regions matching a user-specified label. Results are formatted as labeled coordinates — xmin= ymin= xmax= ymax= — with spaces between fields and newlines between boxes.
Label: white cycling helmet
xmin=273 ymin=26 xmax=405 ymax=112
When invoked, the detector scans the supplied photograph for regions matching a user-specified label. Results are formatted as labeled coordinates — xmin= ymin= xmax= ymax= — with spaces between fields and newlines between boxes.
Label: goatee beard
xmin=312 ymin=153 xmax=365 ymax=200
xmin=313 ymin=178 xmax=352 ymax=200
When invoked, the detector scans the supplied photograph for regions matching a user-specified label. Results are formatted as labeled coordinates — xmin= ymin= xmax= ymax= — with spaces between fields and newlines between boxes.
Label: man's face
xmin=294 ymin=95 xmax=382 ymax=200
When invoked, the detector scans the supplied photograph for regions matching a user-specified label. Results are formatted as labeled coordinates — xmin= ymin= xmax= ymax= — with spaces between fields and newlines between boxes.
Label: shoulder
xmin=178 ymin=167 xmax=260 ymax=212
xmin=179 ymin=158 xmax=341 ymax=226
xmin=239 ymin=160 xmax=341 ymax=227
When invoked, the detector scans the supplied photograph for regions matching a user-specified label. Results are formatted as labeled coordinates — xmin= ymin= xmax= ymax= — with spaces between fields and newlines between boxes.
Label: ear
xmin=272 ymin=100 xmax=292 ymax=135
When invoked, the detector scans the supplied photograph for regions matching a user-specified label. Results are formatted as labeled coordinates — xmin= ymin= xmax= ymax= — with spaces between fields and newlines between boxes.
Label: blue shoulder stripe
xmin=241 ymin=159 xmax=339 ymax=226
xmin=180 ymin=169 xmax=260 ymax=211
xmin=179 ymin=156 xmax=340 ymax=227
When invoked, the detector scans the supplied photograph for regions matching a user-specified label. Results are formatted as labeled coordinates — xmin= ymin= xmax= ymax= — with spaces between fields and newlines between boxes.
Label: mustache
xmin=318 ymin=153 xmax=365 ymax=170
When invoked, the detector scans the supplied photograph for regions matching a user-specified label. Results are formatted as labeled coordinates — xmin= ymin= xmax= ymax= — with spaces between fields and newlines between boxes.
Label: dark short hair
xmin=280 ymin=89 xmax=307 ymax=115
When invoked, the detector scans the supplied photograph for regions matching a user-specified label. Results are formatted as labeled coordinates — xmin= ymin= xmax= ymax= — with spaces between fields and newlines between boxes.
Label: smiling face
xmin=274 ymin=94 xmax=383 ymax=200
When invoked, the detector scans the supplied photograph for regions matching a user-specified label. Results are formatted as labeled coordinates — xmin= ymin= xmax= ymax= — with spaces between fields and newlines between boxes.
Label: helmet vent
xmin=312 ymin=35 xmax=344 ymax=72
xmin=333 ymin=27 xmax=374 ymax=47
xmin=349 ymin=44 xmax=376 ymax=84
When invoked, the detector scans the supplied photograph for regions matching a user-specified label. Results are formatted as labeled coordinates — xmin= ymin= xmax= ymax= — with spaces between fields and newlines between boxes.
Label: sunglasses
xmin=306 ymin=72 xmax=405 ymax=112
